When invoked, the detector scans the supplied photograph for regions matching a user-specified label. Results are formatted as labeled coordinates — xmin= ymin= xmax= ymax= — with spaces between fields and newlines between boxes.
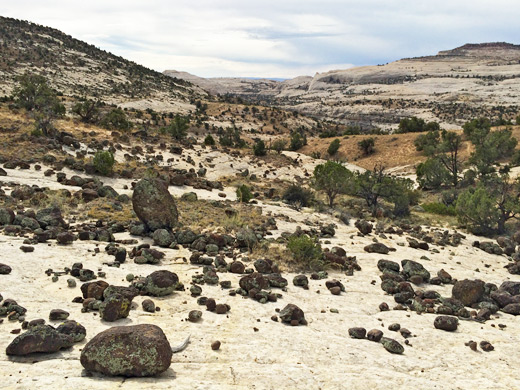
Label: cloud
xmin=2 ymin=0 xmax=520 ymax=77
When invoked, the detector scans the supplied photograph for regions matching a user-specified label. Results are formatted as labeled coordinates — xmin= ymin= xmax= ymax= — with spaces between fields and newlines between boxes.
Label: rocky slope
xmin=165 ymin=43 xmax=520 ymax=130
xmin=0 ymin=17 xmax=205 ymax=112
xmin=1 ymin=118 xmax=520 ymax=389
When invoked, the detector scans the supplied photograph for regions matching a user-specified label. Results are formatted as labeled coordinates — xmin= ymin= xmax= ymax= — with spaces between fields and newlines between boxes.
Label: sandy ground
xmin=1 ymin=210 xmax=520 ymax=390
xmin=1 ymin=154 xmax=520 ymax=389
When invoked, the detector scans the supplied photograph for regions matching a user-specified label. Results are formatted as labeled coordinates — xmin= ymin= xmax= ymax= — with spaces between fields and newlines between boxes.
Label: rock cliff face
xmin=166 ymin=43 xmax=520 ymax=130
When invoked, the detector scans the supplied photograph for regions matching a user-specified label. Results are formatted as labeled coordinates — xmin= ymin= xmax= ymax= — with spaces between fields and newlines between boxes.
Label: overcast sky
xmin=2 ymin=1 xmax=519 ymax=78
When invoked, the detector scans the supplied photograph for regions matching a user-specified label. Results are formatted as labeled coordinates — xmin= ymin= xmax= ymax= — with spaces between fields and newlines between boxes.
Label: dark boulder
xmin=452 ymin=279 xmax=485 ymax=306
xmin=279 ymin=304 xmax=306 ymax=325
xmin=56 ymin=320 xmax=86 ymax=343
xmin=355 ymin=220 xmax=373 ymax=235
xmin=0 ymin=263 xmax=12 ymax=275
xmin=132 ymin=178 xmax=178 ymax=231
xmin=80 ymin=324 xmax=172 ymax=377
xmin=6 ymin=325 xmax=74 ymax=355
xmin=364 ymin=243 xmax=390 ymax=254
xmin=99 ymin=294 xmax=132 ymax=322
xmin=401 ymin=260 xmax=430 ymax=283
xmin=135 ymin=270 xmax=179 ymax=297
xmin=434 ymin=315 xmax=458 ymax=331
xmin=380 ymin=337 xmax=404 ymax=354
xmin=239 ymin=272 xmax=269 ymax=292
xmin=348 ymin=327 xmax=366 ymax=339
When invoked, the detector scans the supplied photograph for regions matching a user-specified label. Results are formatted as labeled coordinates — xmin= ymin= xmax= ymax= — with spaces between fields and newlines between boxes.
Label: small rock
xmin=367 ymin=329 xmax=383 ymax=342
xmin=142 ymin=299 xmax=156 ymax=313
xmin=434 ymin=315 xmax=458 ymax=331
xmin=49 ymin=309 xmax=69 ymax=321
xmin=480 ymin=341 xmax=494 ymax=352
xmin=381 ymin=337 xmax=404 ymax=354
xmin=348 ymin=327 xmax=366 ymax=339
xmin=188 ymin=310 xmax=202 ymax=322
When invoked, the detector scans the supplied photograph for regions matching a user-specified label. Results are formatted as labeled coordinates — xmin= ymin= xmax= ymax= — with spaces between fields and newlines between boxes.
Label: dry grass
xmin=250 ymin=241 xmax=293 ymax=272
xmin=82 ymin=199 xmax=135 ymax=224
xmin=177 ymin=199 xmax=266 ymax=234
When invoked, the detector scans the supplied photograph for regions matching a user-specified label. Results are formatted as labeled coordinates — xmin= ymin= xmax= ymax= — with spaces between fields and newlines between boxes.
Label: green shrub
xmin=456 ymin=186 xmax=499 ymax=236
xmin=416 ymin=158 xmax=450 ymax=190
xmin=253 ymin=139 xmax=267 ymax=156
xmin=165 ymin=114 xmax=189 ymax=140
xmin=14 ymin=73 xmax=65 ymax=137
xmin=396 ymin=117 xmax=439 ymax=134
xmin=421 ymin=202 xmax=457 ymax=216
xmin=236 ymin=184 xmax=253 ymax=203
xmin=327 ymin=138 xmax=340 ymax=156
xmin=289 ymin=131 xmax=306 ymax=151
xmin=101 ymin=108 xmax=132 ymax=131
xmin=272 ymin=139 xmax=287 ymax=154
xmin=93 ymin=150 xmax=115 ymax=176
xmin=287 ymin=235 xmax=324 ymax=271
xmin=283 ymin=185 xmax=313 ymax=208
xmin=72 ymin=99 xmax=100 ymax=124
xmin=204 ymin=134 xmax=216 ymax=146
xmin=358 ymin=137 xmax=375 ymax=156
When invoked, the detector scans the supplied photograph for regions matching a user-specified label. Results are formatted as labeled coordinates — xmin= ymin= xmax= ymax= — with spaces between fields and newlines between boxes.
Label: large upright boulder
xmin=80 ymin=324 xmax=172 ymax=377
xmin=132 ymin=178 xmax=178 ymax=231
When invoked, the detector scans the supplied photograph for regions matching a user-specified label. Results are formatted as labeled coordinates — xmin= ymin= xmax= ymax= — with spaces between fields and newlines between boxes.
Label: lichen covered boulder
xmin=80 ymin=324 xmax=172 ymax=377
xmin=134 ymin=270 xmax=179 ymax=297
xmin=401 ymin=260 xmax=430 ymax=283
xmin=6 ymin=325 xmax=74 ymax=355
xmin=132 ymin=178 xmax=178 ymax=231
xmin=381 ymin=337 xmax=404 ymax=354
xmin=239 ymin=272 xmax=269 ymax=292
xmin=99 ymin=294 xmax=132 ymax=322
xmin=279 ymin=304 xmax=306 ymax=325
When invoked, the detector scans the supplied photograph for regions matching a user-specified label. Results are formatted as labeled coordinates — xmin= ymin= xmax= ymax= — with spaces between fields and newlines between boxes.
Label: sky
xmin=2 ymin=1 xmax=519 ymax=78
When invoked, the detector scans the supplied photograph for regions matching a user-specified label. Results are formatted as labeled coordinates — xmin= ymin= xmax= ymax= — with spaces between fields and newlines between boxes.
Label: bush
xmin=204 ymin=134 xmax=216 ymax=146
xmin=236 ymin=184 xmax=253 ymax=203
xmin=287 ymin=235 xmax=324 ymax=271
xmin=289 ymin=131 xmax=306 ymax=151
xmin=327 ymin=138 xmax=340 ymax=156
xmin=165 ymin=114 xmax=189 ymax=140
xmin=283 ymin=185 xmax=313 ymax=209
xmin=72 ymin=99 xmax=100 ymax=124
xmin=101 ymin=108 xmax=132 ymax=131
xmin=358 ymin=138 xmax=375 ymax=156
xmin=421 ymin=202 xmax=457 ymax=216
xmin=93 ymin=150 xmax=115 ymax=176
xmin=253 ymin=139 xmax=267 ymax=156
xmin=219 ymin=127 xmax=245 ymax=148
xmin=396 ymin=117 xmax=439 ymax=134
xmin=272 ymin=139 xmax=287 ymax=154
xmin=416 ymin=158 xmax=450 ymax=190
xmin=456 ymin=186 xmax=499 ymax=236
xmin=441 ymin=189 xmax=459 ymax=206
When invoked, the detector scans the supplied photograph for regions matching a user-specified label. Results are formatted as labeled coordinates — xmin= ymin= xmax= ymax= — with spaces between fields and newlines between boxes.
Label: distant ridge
xmin=438 ymin=42 xmax=520 ymax=57
xmin=0 ymin=16 xmax=204 ymax=111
